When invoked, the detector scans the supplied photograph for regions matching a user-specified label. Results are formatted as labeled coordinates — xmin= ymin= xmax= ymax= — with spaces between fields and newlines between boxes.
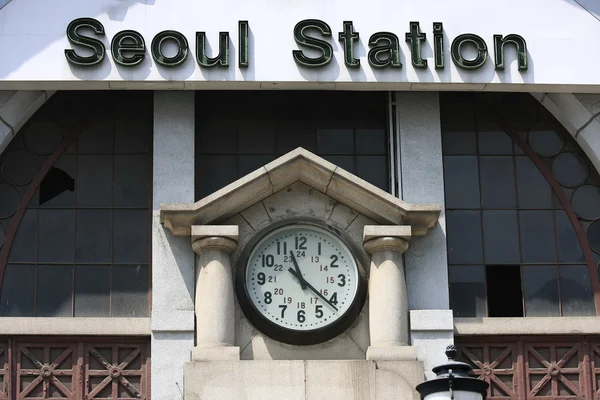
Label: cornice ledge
xmin=160 ymin=148 xmax=441 ymax=236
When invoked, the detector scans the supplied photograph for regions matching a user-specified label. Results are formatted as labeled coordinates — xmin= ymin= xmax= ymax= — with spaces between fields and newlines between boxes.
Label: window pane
xmin=528 ymin=127 xmax=565 ymax=158
xmin=113 ymin=210 xmax=149 ymax=264
xmin=238 ymin=120 xmax=275 ymax=154
xmin=196 ymin=155 xmax=237 ymax=198
xmin=1 ymin=149 xmax=39 ymax=186
xmin=523 ymin=265 xmax=560 ymax=317
xmin=23 ymin=119 xmax=63 ymax=156
xmin=276 ymin=120 xmax=316 ymax=154
xmin=572 ymin=185 xmax=600 ymax=221
xmin=480 ymin=156 xmax=516 ymax=208
xmin=519 ymin=211 xmax=556 ymax=263
xmin=482 ymin=211 xmax=520 ymax=264
xmin=515 ymin=156 xmax=552 ymax=209
xmin=449 ymin=265 xmax=485 ymax=317
xmin=356 ymin=156 xmax=387 ymax=190
xmin=75 ymin=265 xmax=110 ymax=317
xmin=112 ymin=265 xmax=149 ymax=317
xmin=441 ymin=100 xmax=476 ymax=155
xmin=198 ymin=119 xmax=237 ymax=154
xmin=356 ymin=129 xmax=386 ymax=155
xmin=478 ymin=126 xmax=513 ymax=155
xmin=442 ymin=131 xmax=476 ymax=155
xmin=552 ymin=152 xmax=588 ymax=188
xmin=38 ymin=209 xmax=74 ymax=263
xmin=0 ymin=264 xmax=34 ymax=316
xmin=8 ymin=209 xmax=37 ymax=262
xmin=77 ymin=115 xmax=114 ymax=154
xmin=559 ymin=265 xmax=595 ymax=316
xmin=37 ymin=265 xmax=73 ymax=317
xmin=76 ymin=155 xmax=113 ymax=207
xmin=75 ymin=210 xmax=110 ymax=263
xmin=114 ymin=102 xmax=151 ymax=154
xmin=446 ymin=210 xmax=483 ymax=264
xmin=0 ymin=182 xmax=21 ymax=218
xmin=0 ymin=220 xmax=5 ymax=249
xmin=114 ymin=155 xmax=150 ymax=208
xmin=317 ymin=129 xmax=354 ymax=155
xmin=443 ymin=156 xmax=480 ymax=209
xmin=555 ymin=210 xmax=585 ymax=263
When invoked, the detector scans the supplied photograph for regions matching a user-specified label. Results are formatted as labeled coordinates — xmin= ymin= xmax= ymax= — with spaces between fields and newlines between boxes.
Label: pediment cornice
xmin=160 ymin=148 xmax=441 ymax=236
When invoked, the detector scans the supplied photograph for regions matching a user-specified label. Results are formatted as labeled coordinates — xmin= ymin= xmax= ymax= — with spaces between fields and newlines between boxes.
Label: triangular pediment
xmin=160 ymin=148 xmax=441 ymax=236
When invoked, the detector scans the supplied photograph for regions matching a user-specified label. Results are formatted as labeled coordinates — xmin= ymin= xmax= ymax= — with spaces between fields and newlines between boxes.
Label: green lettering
xmin=292 ymin=19 xmax=333 ymax=68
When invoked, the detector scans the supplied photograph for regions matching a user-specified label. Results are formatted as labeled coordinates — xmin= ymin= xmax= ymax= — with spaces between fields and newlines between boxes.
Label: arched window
xmin=443 ymin=92 xmax=600 ymax=318
xmin=0 ymin=91 xmax=152 ymax=317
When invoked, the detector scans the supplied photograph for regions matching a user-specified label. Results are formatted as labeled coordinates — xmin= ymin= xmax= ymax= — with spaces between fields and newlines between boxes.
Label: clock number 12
xmin=295 ymin=236 xmax=307 ymax=250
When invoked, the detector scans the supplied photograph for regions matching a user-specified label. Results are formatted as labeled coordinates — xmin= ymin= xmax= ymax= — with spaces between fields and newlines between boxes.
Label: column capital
xmin=191 ymin=225 xmax=239 ymax=255
xmin=363 ymin=225 xmax=411 ymax=255
xmin=192 ymin=237 xmax=237 ymax=255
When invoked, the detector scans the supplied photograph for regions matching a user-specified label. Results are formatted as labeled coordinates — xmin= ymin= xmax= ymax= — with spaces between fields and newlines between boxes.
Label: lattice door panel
xmin=15 ymin=342 xmax=80 ymax=400
xmin=588 ymin=341 xmax=600 ymax=399
xmin=84 ymin=343 xmax=149 ymax=400
xmin=524 ymin=342 xmax=588 ymax=399
xmin=458 ymin=342 xmax=522 ymax=399
xmin=0 ymin=341 xmax=9 ymax=400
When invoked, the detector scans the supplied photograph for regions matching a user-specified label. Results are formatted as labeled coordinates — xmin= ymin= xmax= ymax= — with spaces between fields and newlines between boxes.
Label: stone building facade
xmin=0 ymin=0 xmax=600 ymax=399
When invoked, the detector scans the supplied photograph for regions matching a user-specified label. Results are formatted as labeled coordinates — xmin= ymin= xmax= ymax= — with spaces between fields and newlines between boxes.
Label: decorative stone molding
xmin=454 ymin=316 xmax=600 ymax=336
xmin=532 ymin=92 xmax=600 ymax=176
xmin=160 ymin=147 xmax=441 ymax=237
xmin=0 ymin=90 xmax=54 ymax=156
xmin=191 ymin=225 xmax=240 ymax=360
xmin=363 ymin=225 xmax=416 ymax=361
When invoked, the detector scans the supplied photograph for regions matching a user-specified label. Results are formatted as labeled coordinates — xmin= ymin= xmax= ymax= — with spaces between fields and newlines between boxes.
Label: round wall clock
xmin=236 ymin=222 xmax=366 ymax=345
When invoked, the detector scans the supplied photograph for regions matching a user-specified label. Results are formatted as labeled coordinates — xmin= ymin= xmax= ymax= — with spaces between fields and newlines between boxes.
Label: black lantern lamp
xmin=416 ymin=345 xmax=489 ymax=400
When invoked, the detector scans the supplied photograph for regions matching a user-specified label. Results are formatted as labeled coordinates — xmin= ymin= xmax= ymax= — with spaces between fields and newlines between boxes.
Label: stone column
xmin=396 ymin=91 xmax=448 ymax=310
xmin=364 ymin=225 xmax=416 ymax=361
xmin=151 ymin=91 xmax=195 ymax=400
xmin=190 ymin=225 xmax=240 ymax=360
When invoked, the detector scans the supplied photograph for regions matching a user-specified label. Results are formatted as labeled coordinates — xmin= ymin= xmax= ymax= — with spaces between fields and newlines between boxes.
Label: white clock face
xmin=243 ymin=224 xmax=360 ymax=333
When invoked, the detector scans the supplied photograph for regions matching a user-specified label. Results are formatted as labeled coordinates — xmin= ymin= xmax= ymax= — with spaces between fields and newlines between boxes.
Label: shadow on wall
xmin=564 ymin=0 xmax=600 ymax=18
xmin=106 ymin=0 xmax=156 ymax=21
xmin=0 ymin=0 xmax=11 ymax=11
xmin=0 ymin=0 xmax=155 ymax=79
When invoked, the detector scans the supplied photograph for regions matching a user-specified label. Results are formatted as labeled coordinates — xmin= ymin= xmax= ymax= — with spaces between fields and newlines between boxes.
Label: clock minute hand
xmin=287 ymin=268 xmax=338 ymax=312
xmin=289 ymin=251 xmax=307 ymax=290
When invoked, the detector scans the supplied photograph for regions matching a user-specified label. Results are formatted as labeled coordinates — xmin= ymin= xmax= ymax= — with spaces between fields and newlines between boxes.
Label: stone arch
xmin=0 ymin=90 xmax=54 ymax=156
xmin=532 ymin=92 xmax=600 ymax=175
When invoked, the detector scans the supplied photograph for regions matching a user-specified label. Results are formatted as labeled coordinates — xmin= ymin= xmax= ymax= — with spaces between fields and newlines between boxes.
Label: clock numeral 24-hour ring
xmin=237 ymin=223 xmax=365 ymax=345
xmin=288 ymin=250 xmax=338 ymax=311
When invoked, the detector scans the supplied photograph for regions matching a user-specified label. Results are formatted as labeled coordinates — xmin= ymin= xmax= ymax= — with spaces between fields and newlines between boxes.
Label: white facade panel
xmin=0 ymin=0 xmax=598 ymax=90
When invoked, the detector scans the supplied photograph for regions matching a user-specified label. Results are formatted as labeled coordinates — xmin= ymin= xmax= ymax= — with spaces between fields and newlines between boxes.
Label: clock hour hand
xmin=289 ymin=251 xmax=307 ymax=290
xmin=288 ymin=268 xmax=338 ymax=312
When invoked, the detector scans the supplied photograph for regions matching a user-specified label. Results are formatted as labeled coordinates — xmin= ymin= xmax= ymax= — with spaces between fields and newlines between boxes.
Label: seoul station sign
xmin=64 ymin=18 xmax=528 ymax=72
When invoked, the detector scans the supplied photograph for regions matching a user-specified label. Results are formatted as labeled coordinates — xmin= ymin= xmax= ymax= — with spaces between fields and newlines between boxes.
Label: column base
xmin=192 ymin=346 xmax=240 ymax=361
xmin=366 ymin=345 xmax=417 ymax=361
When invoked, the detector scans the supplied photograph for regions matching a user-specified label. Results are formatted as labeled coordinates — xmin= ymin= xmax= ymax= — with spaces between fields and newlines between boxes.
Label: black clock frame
xmin=235 ymin=219 xmax=368 ymax=346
